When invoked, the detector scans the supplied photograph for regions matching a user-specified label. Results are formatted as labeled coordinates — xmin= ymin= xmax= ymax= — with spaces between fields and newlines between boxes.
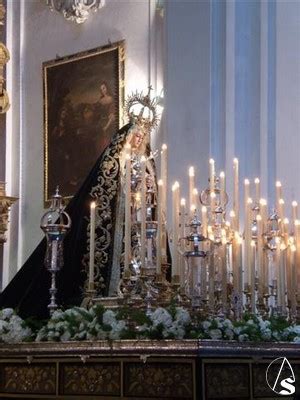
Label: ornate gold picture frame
xmin=43 ymin=41 xmax=125 ymax=204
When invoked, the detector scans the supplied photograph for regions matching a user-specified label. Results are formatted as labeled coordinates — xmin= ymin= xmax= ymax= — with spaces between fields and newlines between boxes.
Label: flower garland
xmin=0 ymin=305 xmax=300 ymax=344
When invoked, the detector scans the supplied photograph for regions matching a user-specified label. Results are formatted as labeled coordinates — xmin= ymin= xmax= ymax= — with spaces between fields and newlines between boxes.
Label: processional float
xmin=42 ymin=90 xmax=300 ymax=321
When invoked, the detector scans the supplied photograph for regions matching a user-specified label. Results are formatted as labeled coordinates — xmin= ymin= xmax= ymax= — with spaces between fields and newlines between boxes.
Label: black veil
xmin=0 ymin=123 xmax=132 ymax=319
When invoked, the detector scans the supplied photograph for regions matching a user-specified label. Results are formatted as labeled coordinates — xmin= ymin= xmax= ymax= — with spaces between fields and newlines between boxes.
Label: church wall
xmin=165 ymin=0 xmax=211 ymax=212
xmin=275 ymin=1 xmax=300 ymax=205
xmin=165 ymin=0 xmax=300 ymax=227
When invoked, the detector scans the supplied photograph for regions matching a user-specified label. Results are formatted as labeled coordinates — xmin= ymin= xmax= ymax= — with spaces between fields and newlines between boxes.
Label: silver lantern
xmin=40 ymin=188 xmax=71 ymax=315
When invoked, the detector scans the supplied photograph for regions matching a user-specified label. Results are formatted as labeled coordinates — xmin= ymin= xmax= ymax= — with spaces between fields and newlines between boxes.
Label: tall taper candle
xmin=161 ymin=144 xmax=167 ymax=259
xmin=141 ymin=156 xmax=147 ymax=270
xmin=202 ymin=206 xmax=207 ymax=238
xmin=209 ymin=159 xmax=215 ymax=210
xmin=279 ymin=243 xmax=287 ymax=314
xmin=292 ymin=201 xmax=298 ymax=224
xmin=193 ymin=188 xmax=199 ymax=216
xmin=295 ymin=220 xmax=300 ymax=304
xmin=291 ymin=241 xmax=297 ymax=314
xmin=256 ymin=214 xmax=264 ymax=300
xmin=260 ymin=199 xmax=268 ymax=290
xmin=286 ymin=235 xmax=292 ymax=310
xmin=233 ymin=158 xmax=239 ymax=229
xmin=254 ymin=178 xmax=260 ymax=204
xmin=220 ymin=171 xmax=225 ymax=206
xmin=172 ymin=181 xmax=180 ymax=277
xmin=124 ymin=144 xmax=131 ymax=271
xmin=89 ymin=201 xmax=96 ymax=289
xmin=279 ymin=199 xmax=285 ymax=232
xmin=244 ymin=179 xmax=250 ymax=283
xmin=276 ymin=181 xmax=282 ymax=211
xmin=180 ymin=198 xmax=186 ymax=238
xmin=161 ymin=144 xmax=167 ymax=213
xmin=156 ymin=179 xmax=163 ymax=275
xmin=180 ymin=198 xmax=186 ymax=286
xmin=189 ymin=166 xmax=195 ymax=214
xmin=250 ymin=240 xmax=256 ymax=313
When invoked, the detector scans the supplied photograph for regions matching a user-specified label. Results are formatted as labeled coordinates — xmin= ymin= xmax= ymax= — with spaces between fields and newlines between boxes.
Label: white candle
xmin=254 ymin=178 xmax=260 ymax=204
xmin=276 ymin=181 xmax=282 ymax=211
xmin=189 ymin=166 xmax=195 ymax=214
xmin=279 ymin=198 xmax=284 ymax=217
xmin=295 ymin=220 xmax=300 ymax=303
xmin=89 ymin=201 xmax=96 ymax=288
xmin=201 ymin=206 xmax=207 ymax=238
xmin=229 ymin=210 xmax=238 ymax=290
xmin=286 ymin=241 xmax=292 ymax=310
xmin=141 ymin=156 xmax=147 ymax=270
xmin=180 ymin=198 xmax=186 ymax=287
xmin=279 ymin=243 xmax=287 ymax=313
xmin=220 ymin=171 xmax=225 ymax=206
xmin=278 ymin=199 xmax=285 ymax=231
xmin=250 ymin=239 xmax=256 ymax=313
xmin=256 ymin=214 xmax=264 ymax=299
xmin=229 ymin=210 xmax=235 ymax=225
xmin=161 ymin=145 xmax=168 ymax=260
xmin=292 ymin=201 xmax=298 ymax=225
xmin=180 ymin=198 xmax=186 ymax=238
xmin=259 ymin=199 xmax=267 ymax=227
xmin=246 ymin=197 xmax=253 ymax=285
xmin=209 ymin=159 xmax=215 ymax=210
xmin=237 ymin=235 xmax=243 ymax=294
xmin=193 ymin=187 xmax=199 ymax=207
xmin=244 ymin=179 xmax=250 ymax=284
xmin=233 ymin=158 xmax=239 ymax=229
xmin=274 ymin=243 xmax=280 ymax=305
xmin=222 ymin=243 xmax=227 ymax=306
xmin=259 ymin=198 xmax=268 ymax=292
xmin=156 ymin=179 xmax=163 ymax=275
xmin=291 ymin=241 xmax=297 ymax=314
xmin=244 ymin=179 xmax=250 ymax=206
xmin=161 ymin=144 xmax=167 ymax=218
xmin=124 ymin=149 xmax=131 ymax=272
xmin=172 ymin=181 xmax=180 ymax=278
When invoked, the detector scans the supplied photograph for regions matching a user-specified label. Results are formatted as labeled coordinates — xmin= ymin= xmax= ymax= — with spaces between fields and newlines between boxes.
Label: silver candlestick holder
xmin=40 ymin=188 xmax=71 ymax=315
xmin=183 ymin=212 xmax=209 ymax=311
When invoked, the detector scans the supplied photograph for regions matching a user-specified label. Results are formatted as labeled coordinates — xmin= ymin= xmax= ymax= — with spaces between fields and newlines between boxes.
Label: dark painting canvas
xmin=43 ymin=41 xmax=125 ymax=203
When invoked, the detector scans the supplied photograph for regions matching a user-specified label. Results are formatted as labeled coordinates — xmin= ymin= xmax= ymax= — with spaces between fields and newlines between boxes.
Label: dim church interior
xmin=0 ymin=1 xmax=299 ymax=400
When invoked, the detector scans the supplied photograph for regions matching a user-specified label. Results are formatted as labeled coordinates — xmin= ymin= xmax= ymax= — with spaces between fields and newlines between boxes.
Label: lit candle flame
xmin=189 ymin=166 xmax=195 ymax=177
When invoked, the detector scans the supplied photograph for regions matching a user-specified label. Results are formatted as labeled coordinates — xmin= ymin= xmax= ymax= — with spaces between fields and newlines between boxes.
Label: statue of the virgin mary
xmin=0 ymin=90 xmax=159 ymax=318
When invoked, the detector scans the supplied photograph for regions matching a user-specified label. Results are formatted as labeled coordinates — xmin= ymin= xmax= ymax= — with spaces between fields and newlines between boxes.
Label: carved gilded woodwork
xmin=0 ymin=182 xmax=18 ymax=243
xmin=60 ymin=363 xmax=120 ymax=396
xmin=2 ymin=364 xmax=56 ymax=394
xmin=124 ymin=362 xmax=193 ymax=398
xmin=0 ymin=1 xmax=9 ymax=113
xmin=0 ymin=341 xmax=299 ymax=399
xmin=205 ymin=363 xmax=250 ymax=399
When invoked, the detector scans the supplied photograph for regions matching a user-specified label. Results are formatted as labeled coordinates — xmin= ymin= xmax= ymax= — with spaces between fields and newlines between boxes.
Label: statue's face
xmin=130 ymin=129 xmax=144 ymax=150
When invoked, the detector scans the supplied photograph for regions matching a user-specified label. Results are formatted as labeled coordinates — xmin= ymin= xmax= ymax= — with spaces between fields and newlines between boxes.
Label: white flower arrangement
xmin=0 ymin=308 xmax=32 ymax=343
xmin=1 ymin=305 xmax=300 ymax=344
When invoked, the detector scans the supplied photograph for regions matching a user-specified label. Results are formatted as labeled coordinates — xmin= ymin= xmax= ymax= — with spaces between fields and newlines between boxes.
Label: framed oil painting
xmin=43 ymin=40 xmax=125 ymax=204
